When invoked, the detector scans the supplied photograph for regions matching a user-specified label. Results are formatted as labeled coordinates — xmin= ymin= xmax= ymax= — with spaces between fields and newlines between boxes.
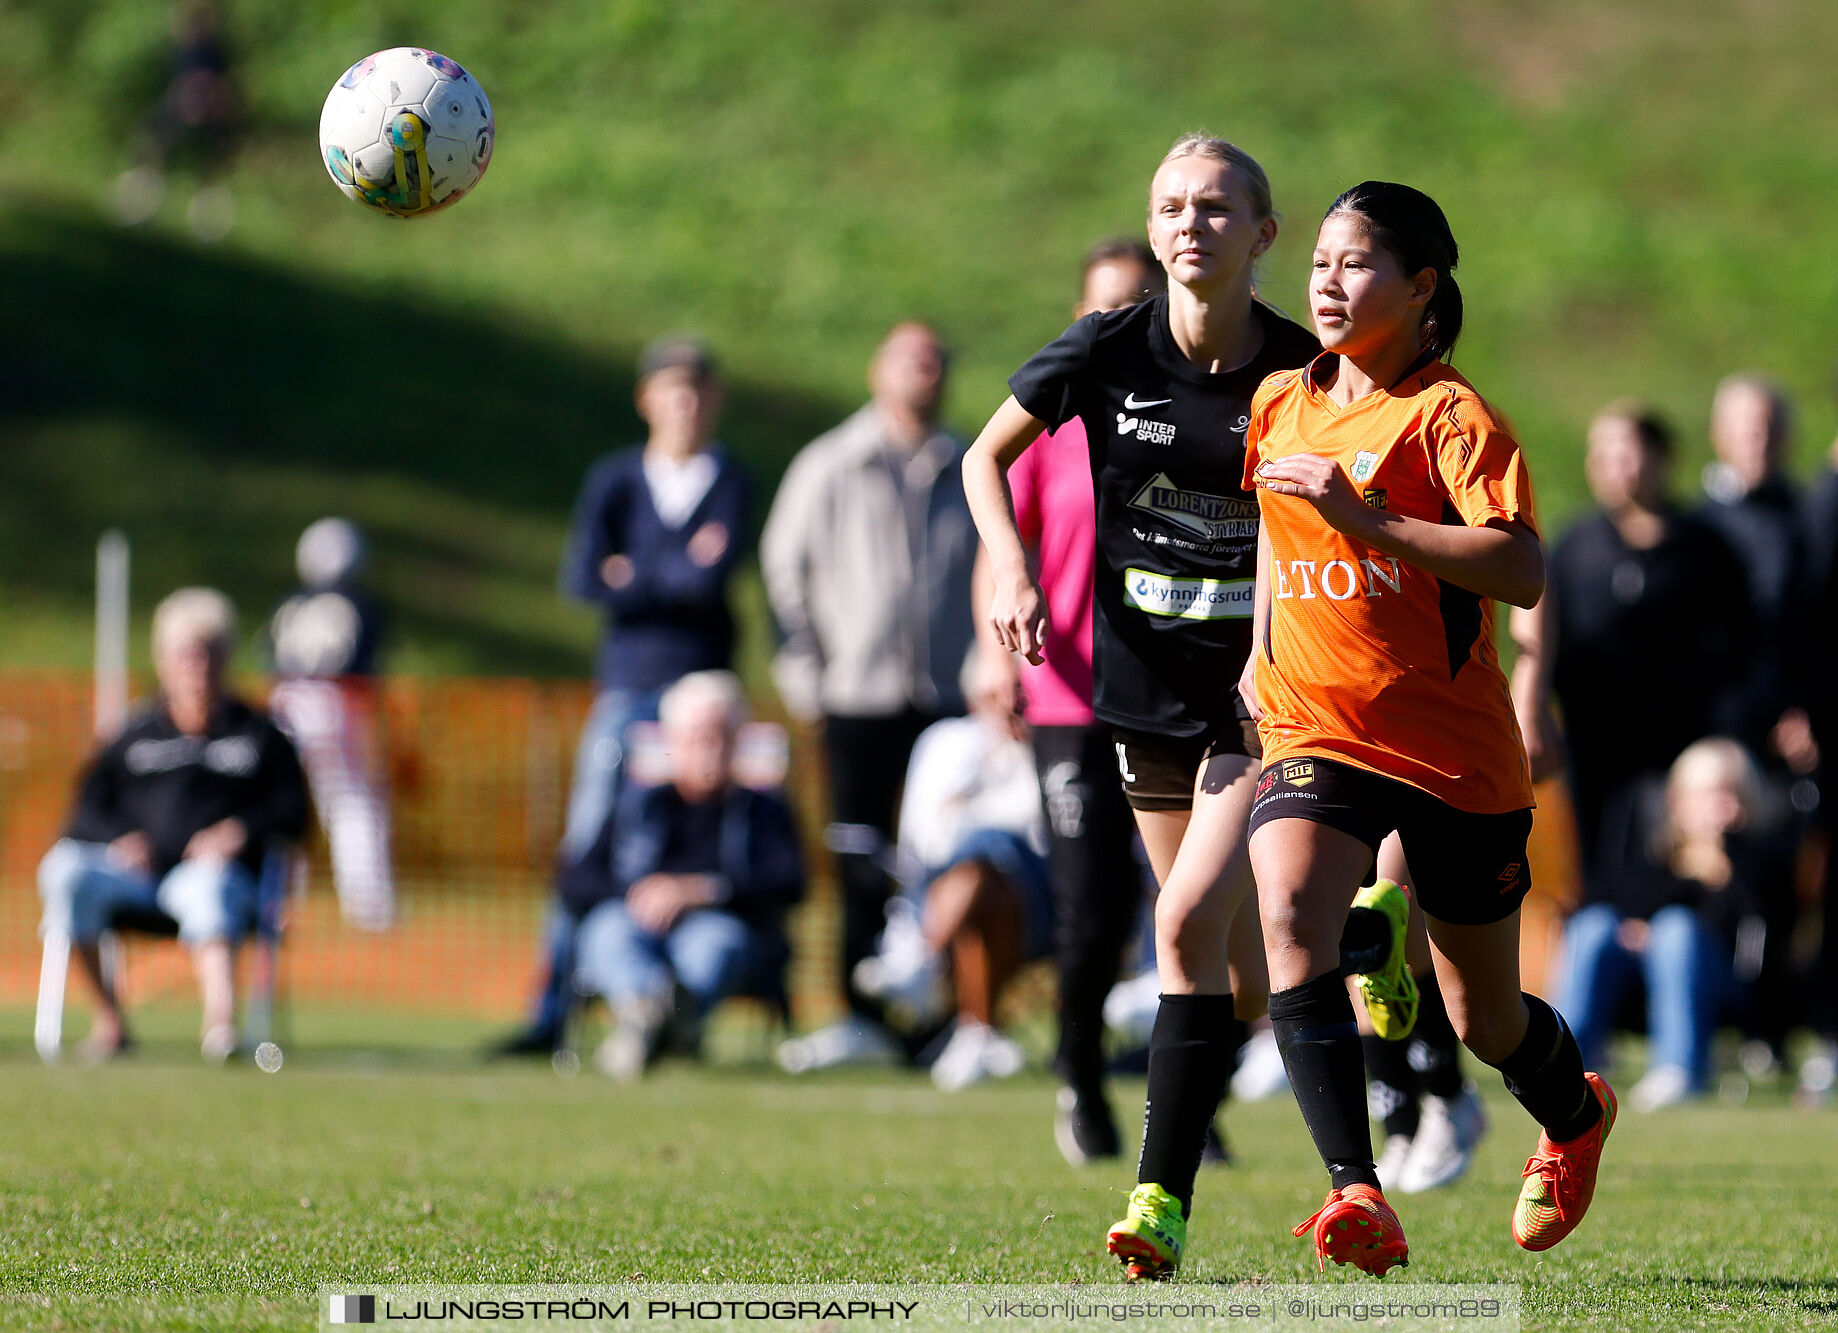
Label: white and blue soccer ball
xmin=318 ymin=47 xmax=493 ymax=218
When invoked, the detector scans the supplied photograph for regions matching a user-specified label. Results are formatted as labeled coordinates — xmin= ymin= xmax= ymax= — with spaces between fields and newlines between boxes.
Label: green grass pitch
xmin=0 ymin=1022 xmax=1833 ymax=1332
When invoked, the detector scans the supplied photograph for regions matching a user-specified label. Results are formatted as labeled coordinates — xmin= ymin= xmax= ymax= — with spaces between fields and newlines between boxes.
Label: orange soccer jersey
xmin=1242 ymin=355 xmax=1537 ymax=814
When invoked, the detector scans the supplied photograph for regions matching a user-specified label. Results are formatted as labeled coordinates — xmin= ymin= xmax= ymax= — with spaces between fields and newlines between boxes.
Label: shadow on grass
xmin=1674 ymin=1276 xmax=1838 ymax=1313
xmin=0 ymin=201 xmax=844 ymax=672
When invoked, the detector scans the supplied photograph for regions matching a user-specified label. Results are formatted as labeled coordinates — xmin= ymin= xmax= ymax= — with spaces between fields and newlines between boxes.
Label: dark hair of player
xmin=1324 ymin=181 xmax=1463 ymax=360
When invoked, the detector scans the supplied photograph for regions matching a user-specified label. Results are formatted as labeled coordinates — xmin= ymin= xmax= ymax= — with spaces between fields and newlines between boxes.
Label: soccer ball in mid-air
xmin=318 ymin=47 xmax=493 ymax=218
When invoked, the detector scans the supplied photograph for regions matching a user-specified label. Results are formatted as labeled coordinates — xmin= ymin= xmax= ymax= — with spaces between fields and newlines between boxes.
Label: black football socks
xmin=1411 ymin=970 xmax=1466 ymax=1100
xmin=1363 ymin=1030 xmax=1421 ymax=1139
xmin=1138 ymin=993 xmax=1236 ymax=1216
xmin=1338 ymin=904 xmax=1393 ymax=975
xmin=1486 ymin=994 xmax=1600 ymax=1142
xmin=1270 ymin=970 xmax=1380 ymax=1192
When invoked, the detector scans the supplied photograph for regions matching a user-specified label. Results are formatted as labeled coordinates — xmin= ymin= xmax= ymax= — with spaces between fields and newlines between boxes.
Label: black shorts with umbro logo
xmin=1247 ymin=754 xmax=1533 ymax=925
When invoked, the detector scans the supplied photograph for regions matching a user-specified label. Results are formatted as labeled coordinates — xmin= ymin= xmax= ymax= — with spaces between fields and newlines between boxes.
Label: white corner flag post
xmin=34 ymin=530 xmax=133 ymax=1064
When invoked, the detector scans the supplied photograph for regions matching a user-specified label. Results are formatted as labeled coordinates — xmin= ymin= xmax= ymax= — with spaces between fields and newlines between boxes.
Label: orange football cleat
xmin=1513 ymin=1071 xmax=1616 ymax=1251
xmin=1291 ymin=1183 xmax=1409 ymax=1277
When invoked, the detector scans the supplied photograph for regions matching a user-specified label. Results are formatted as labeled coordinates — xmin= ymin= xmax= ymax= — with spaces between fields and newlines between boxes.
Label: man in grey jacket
xmin=762 ymin=321 xmax=978 ymax=1070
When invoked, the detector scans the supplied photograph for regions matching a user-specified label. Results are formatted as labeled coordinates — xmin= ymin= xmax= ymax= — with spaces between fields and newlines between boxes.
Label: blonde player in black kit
xmin=963 ymin=135 xmax=1413 ymax=1281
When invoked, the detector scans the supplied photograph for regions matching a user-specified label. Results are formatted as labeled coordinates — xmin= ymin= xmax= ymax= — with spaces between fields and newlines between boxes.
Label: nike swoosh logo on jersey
xmin=1123 ymin=394 xmax=1174 ymax=410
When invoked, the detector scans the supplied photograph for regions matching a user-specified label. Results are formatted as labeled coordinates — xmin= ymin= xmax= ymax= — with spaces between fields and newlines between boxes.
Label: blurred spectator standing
xmin=38 ymin=589 xmax=308 ymax=1061
xmin=1694 ymin=374 xmax=1814 ymax=1065
xmin=495 ymin=336 xmax=750 ymax=1055
xmin=1795 ymin=428 xmax=1838 ymax=1102
xmin=267 ymin=518 xmax=393 ymax=932
xmin=112 ymin=1 xmax=241 ymax=241
xmin=974 ymin=240 xmax=1162 ymax=1157
xmin=561 ymin=672 xmax=804 ymax=1080
xmin=1555 ymin=739 xmax=1778 ymax=1111
xmin=1512 ymin=403 xmax=1748 ymax=897
xmin=855 ymin=658 xmax=1050 ymax=1091
xmin=763 ymin=322 xmax=979 ymax=1071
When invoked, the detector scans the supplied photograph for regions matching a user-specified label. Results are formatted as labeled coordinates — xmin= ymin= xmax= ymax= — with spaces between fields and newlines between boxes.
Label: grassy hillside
xmin=4 ymin=0 xmax=1837 ymax=674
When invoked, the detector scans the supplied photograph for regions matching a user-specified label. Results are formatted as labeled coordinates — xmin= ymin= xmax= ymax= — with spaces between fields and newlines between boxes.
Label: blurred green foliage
xmin=3 ymin=0 xmax=1836 ymax=675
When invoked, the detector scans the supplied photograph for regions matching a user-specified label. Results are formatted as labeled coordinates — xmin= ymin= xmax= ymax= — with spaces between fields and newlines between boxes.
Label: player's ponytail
xmin=1324 ymin=181 xmax=1463 ymax=360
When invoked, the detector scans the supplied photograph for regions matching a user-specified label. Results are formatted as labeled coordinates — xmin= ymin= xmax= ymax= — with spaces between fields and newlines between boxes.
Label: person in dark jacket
xmin=1695 ymin=373 xmax=1814 ymax=1064
xmin=563 ymin=671 xmax=804 ymax=1079
xmin=1512 ymin=402 xmax=1749 ymax=896
xmin=493 ymin=336 xmax=751 ymax=1056
xmin=557 ymin=336 xmax=751 ymax=862
xmin=38 ymin=588 xmax=309 ymax=1061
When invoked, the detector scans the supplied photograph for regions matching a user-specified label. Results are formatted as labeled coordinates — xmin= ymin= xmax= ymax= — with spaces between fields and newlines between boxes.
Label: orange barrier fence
xmin=0 ymin=670 xmax=1578 ymax=1027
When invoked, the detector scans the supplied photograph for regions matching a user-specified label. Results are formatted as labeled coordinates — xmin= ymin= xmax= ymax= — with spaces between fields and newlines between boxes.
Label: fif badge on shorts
xmin=1280 ymin=758 xmax=1315 ymax=787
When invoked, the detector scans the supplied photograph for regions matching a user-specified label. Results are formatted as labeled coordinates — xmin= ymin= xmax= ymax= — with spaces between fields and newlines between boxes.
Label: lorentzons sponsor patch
xmin=1126 ymin=472 xmax=1259 ymax=542
xmin=1123 ymin=569 xmax=1253 ymax=620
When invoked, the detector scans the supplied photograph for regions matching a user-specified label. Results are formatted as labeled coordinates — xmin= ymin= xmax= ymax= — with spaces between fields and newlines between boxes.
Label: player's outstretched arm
xmin=963 ymin=395 xmax=1051 ymax=663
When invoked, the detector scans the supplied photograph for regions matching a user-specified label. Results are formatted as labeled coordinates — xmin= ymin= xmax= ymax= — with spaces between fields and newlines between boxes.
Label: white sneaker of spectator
xmin=1629 ymin=1063 xmax=1693 ymax=1113
xmin=1797 ymin=1039 xmax=1836 ymax=1108
xmin=1101 ymin=967 xmax=1163 ymax=1047
xmin=851 ymin=901 xmax=949 ymax=1026
xmin=595 ymin=995 xmax=670 ymax=1082
xmin=1230 ymin=1026 xmax=1291 ymax=1102
xmin=1397 ymin=1084 xmax=1489 ymax=1193
xmin=1373 ymin=1132 xmax=1414 ymax=1192
xmin=775 ymin=1015 xmax=903 ymax=1074
xmin=930 ymin=1019 xmax=1025 ymax=1092
xmin=200 ymin=1023 xmax=237 ymax=1066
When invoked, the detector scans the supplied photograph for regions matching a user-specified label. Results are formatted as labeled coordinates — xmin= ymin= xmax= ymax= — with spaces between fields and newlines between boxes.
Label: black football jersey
xmin=1009 ymin=295 xmax=1318 ymax=736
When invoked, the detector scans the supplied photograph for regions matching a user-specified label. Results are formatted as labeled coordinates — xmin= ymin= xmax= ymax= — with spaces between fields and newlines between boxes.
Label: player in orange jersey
xmin=1240 ymin=182 xmax=1614 ymax=1275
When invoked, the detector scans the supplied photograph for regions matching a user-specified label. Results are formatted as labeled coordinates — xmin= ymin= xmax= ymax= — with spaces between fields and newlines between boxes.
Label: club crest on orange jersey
xmin=1349 ymin=450 xmax=1381 ymax=482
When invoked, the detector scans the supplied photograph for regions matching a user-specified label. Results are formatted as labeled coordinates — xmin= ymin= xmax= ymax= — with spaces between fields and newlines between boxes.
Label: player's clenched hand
xmin=1254 ymin=454 xmax=1369 ymax=534
xmin=989 ymin=574 xmax=1049 ymax=666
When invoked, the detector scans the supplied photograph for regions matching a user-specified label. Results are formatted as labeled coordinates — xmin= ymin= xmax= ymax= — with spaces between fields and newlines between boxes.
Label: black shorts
xmin=1110 ymin=721 xmax=1262 ymax=812
xmin=1246 ymin=754 xmax=1533 ymax=926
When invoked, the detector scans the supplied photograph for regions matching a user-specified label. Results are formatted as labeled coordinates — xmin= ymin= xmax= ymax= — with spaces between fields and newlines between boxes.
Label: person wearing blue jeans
xmin=37 ymin=587 xmax=308 ymax=1061
xmin=1557 ymin=902 xmax=1731 ymax=1099
xmin=561 ymin=671 xmax=804 ymax=1079
xmin=493 ymin=337 xmax=751 ymax=1056
xmin=1555 ymin=737 xmax=1767 ymax=1111
xmin=41 ymin=840 xmax=260 ymax=947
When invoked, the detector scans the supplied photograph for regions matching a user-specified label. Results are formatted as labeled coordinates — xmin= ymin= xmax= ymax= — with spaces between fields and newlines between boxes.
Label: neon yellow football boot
xmin=1348 ymin=879 xmax=1418 ymax=1042
xmin=1105 ymin=1182 xmax=1185 ymax=1281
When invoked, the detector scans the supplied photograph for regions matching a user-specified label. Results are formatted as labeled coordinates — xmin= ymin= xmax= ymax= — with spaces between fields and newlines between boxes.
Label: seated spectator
xmin=560 ymin=671 xmax=803 ymax=1080
xmin=857 ymin=655 xmax=1053 ymax=1091
xmin=1555 ymin=738 xmax=1772 ymax=1111
xmin=38 ymin=588 xmax=309 ymax=1062
xmin=492 ymin=335 xmax=750 ymax=1058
